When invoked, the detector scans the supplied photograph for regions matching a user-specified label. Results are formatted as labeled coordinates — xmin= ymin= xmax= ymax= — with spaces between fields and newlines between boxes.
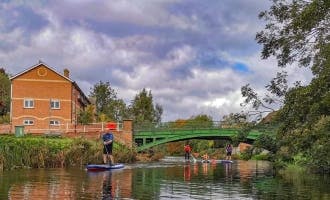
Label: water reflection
xmin=184 ymin=164 xmax=191 ymax=181
xmin=100 ymin=171 xmax=113 ymax=199
xmin=0 ymin=160 xmax=329 ymax=199
xmin=224 ymin=163 xmax=233 ymax=181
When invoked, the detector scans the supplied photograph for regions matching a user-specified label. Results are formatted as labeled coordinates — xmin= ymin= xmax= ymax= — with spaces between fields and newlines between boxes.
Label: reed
xmin=0 ymin=135 xmax=136 ymax=170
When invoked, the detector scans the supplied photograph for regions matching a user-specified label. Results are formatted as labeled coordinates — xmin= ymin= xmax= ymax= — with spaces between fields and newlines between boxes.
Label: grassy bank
xmin=0 ymin=135 xmax=136 ymax=171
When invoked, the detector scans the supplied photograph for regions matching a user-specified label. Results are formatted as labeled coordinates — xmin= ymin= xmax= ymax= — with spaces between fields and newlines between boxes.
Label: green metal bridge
xmin=133 ymin=121 xmax=275 ymax=152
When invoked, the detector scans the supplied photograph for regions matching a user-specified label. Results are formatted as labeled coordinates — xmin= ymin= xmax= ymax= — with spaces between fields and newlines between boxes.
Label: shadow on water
xmin=0 ymin=158 xmax=329 ymax=199
xmin=87 ymin=171 xmax=114 ymax=199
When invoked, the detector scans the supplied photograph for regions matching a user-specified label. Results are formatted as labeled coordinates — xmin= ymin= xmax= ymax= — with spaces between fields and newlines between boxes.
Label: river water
xmin=0 ymin=157 xmax=329 ymax=199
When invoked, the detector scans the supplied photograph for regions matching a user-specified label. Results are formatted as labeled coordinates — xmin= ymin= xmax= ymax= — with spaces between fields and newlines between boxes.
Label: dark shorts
xmin=226 ymin=151 xmax=232 ymax=156
xmin=103 ymin=144 xmax=113 ymax=155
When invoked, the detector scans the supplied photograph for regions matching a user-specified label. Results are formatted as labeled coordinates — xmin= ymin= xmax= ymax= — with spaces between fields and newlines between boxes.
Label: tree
xmin=255 ymin=0 xmax=330 ymax=172
xmin=241 ymin=71 xmax=288 ymax=120
xmin=0 ymin=68 xmax=10 ymax=117
xmin=154 ymin=103 xmax=163 ymax=123
xmin=221 ymin=112 xmax=249 ymax=128
xmin=89 ymin=81 xmax=128 ymax=122
xmin=77 ymin=105 xmax=94 ymax=124
xmin=256 ymin=0 xmax=330 ymax=130
xmin=89 ymin=81 xmax=117 ymax=114
xmin=256 ymin=0 xmax=329 ymax=70
xmin=187 ymin=114 xmax=213 ymax=128
xmin=109 ymin=99 xmax=129 ymax=121
xmin=129 ymin=88 xmax=163 ymax=125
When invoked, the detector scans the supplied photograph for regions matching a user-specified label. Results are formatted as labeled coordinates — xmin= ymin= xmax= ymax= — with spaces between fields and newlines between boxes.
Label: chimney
xmin=64 ymin=68 xmax=70 ymax=78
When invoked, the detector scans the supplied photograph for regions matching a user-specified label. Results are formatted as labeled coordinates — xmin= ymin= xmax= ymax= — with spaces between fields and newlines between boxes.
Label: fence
xmin=0 ymin=122 xmax=133 ymax=147
xmin=27 ymin=122 xmax=123 ymax=134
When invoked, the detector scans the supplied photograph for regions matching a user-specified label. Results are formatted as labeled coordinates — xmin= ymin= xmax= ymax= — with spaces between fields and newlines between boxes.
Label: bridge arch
xmin=133 ymin=128 xmax=260 ymax=152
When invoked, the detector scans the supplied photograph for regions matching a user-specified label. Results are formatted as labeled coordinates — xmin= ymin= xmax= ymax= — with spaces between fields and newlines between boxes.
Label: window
xmin=23 ymin=119 xmax=34 ymax=125
xmin=50 ymin=99 xmax=60 ymax=109
xmin=49 ymin=120 xmax=60 ymax=126
xmin=24 ymin=99 xmax=34 ymax=108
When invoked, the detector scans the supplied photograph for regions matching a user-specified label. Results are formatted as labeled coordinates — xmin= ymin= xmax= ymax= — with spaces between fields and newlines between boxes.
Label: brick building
xmin=10 ymin=62 xmax=90 ymax=134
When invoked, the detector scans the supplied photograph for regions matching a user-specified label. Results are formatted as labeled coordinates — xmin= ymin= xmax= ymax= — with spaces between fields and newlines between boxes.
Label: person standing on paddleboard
xmin=184 ymin=144 xmax=192 ymax=161
xmin=102 ymin=126 xmax=115 ymax=165
xmin=225 ymin=144 xmax=233 ymax=160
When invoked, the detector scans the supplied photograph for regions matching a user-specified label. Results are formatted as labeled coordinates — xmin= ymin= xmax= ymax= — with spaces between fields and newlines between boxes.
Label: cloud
xmin=0 ymin=1 xmax=313 ymax=122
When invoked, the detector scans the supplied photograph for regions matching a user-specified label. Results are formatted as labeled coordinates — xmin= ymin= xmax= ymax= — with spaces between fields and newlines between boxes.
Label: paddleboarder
xmin=201 ymin=153 xmax=209 ymax=163
xmin=102 ymin=127 xmax=115 ymax=165
xmin=225 ymin=144 xmax=233 ymax=160
xmin=184 ymin=144 xmax=192 ymax=161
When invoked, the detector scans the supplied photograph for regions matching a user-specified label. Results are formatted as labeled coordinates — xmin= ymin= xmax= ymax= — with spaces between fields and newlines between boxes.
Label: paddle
xmin=190 ymin=153 xmax=197 ymax=163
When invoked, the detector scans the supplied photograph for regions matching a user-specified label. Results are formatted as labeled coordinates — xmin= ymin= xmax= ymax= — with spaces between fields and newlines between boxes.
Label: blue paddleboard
xmin=86 ymin=163 xmax=124 ymax=171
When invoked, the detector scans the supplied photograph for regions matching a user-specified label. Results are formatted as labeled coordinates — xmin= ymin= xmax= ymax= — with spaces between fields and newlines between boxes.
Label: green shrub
xmin=0 ymin=135 xmax=136 ymax=170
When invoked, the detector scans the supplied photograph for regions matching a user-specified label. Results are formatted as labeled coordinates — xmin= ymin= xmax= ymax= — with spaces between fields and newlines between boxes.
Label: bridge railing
xmin=134 ymin=121 xmax=220 ymax=131
xmin=133 ymin=121 xmax=279 ymax=134
xmin=134 ymin=121 xmax=250 ymax=131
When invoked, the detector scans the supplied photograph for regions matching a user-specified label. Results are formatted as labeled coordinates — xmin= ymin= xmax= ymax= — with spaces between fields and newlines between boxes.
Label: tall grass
xmin=0 ymin=135 xmax=136 ymax=170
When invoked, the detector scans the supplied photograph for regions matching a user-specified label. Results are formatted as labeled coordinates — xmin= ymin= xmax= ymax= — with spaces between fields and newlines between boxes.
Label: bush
xmin=0 ymin=135 xmax=136 ymax=170
xmin=252 ymin=153 xmax=271 ymax=161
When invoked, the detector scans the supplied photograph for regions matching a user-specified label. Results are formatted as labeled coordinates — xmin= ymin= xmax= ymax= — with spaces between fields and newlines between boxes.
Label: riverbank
xmin=0 ymin=135 xmax=136 ymax=171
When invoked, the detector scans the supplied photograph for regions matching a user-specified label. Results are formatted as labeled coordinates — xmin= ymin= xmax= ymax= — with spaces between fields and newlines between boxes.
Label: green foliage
xmin=239 ymin=146 xmax=253 ymax=160
xmin=251 ymin=153 xmax=271 ymax=161
xmin=251 ymin=0 xmax=330 ymax=173
xmin=77 ymin=105 xmax=94 ymax=124
xmin=89 ymin=81 xmax=128 ymax=121
xmin=189 ymin=140 xmax=212 ymax=153
xmin=0 ymin=113 xmax=10 ymax=124
xmin=187 ymin=114 xmax=213 ymax=128
xmin=114 ymin=143 xmax=137 ymax=163
xmin=241 ymin=72 xmax=286 ymax=121
xmin=129 ymin=88 xmax=163 ymax=125
xmin=90 ymin=81 xmax=117 ymax=114
xmin=0 ymin=135 xmax=136 ymax=170
xmin=0 ymin=69 xmax=10 ymax=117
xmin=257 ymin=0 xmax=329 ymax=68
xmin=254 ymin=133 xmax=277 ymax=154
xmin=222 ymin=113 xmax=250 ymax=127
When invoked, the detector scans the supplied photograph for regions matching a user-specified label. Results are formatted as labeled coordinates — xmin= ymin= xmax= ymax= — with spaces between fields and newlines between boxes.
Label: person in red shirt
xmin=184 ymin=144 xmax=192 ymax=161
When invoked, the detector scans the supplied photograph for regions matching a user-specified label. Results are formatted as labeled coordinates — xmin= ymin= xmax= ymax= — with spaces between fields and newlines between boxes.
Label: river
xmin=0 ymin=157 xmax=329 ymax=199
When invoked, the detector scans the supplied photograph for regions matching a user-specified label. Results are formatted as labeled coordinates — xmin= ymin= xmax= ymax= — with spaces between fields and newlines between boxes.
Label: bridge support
xmin=121 ymin=119 xmax=133 ymax=147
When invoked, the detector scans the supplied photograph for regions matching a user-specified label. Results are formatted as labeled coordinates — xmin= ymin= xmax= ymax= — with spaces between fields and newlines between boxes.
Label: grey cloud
xmin=0 ymin=0 xmax=312 ymax=122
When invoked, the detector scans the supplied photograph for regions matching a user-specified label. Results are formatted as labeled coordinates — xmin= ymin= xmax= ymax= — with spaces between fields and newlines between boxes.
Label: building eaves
xmin=9 ymin=61 xmax=73 ymax=82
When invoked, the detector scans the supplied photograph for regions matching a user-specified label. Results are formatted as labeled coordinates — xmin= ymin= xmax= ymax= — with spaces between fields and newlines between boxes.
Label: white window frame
xmin=23 ymin=119 xmax=34 ymax=125
xmin=49 ymin=120 xmax=60 ymax=126
xmin=24 ymin=99 xmax=34 ymax=108
xmin=50 ymin=99 xmax=60 ymax=109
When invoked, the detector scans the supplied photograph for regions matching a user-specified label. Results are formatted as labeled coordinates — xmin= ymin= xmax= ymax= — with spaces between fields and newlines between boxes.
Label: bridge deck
xmin=133 ymin=127 xmax=265 ymax=151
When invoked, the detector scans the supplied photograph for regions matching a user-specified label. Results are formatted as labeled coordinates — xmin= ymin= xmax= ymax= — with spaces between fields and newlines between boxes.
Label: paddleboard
xmin=86 ymin=163 xmax=124 ymax=171
xmin=219 ymin=160 xmax=233 ymax=163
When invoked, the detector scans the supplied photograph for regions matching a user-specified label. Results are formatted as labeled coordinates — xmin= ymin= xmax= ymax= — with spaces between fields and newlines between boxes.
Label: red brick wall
xmin=10 ymin=64 xmax=81 ymax=133
xmin=0 ymin=124 xmax=11 ymax=134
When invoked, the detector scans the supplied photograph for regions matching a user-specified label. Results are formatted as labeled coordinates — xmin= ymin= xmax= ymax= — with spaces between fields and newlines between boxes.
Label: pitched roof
xmin=10 ymin=61 xmax=72 ymax=82
xmin=10 ymin=61 xmax=90 ymax=105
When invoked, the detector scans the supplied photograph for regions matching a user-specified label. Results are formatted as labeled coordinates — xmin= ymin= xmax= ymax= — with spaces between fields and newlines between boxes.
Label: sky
xmin=0 ymin=0 xmax=312 ymax=122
